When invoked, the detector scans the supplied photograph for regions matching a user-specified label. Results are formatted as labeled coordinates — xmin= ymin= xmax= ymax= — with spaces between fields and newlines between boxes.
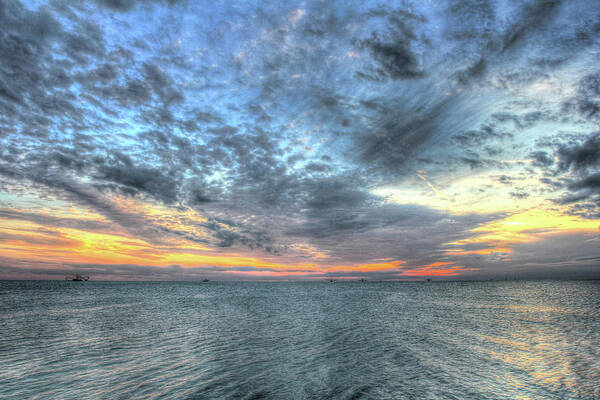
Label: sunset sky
xmin=1 ymin=0 xmax=599 ymax=280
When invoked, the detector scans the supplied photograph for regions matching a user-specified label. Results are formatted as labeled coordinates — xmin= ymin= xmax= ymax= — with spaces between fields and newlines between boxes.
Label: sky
xmin=0 ymin=0 xmax=599 ymax=281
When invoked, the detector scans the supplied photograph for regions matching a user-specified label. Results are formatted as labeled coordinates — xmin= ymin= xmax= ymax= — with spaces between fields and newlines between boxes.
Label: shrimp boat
xmin=65 ymin=274 xmax=90 ymax=281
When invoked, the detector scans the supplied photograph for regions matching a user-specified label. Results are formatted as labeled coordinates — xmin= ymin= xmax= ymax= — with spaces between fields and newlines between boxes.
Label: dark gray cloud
xmin=97 ymin=163 xmax=179 ymax=204
xmin=354 ymin=93 xmax=460 ymax=177
xmin=529 ymin=131 xmax=600 ymax=217
xmin=530 ymin=151 xmax=554 ymax=167
xmin=356 ymin=8 xmax=428 ymax=81
xmin=94 ymin=0 xmax=182 ymax=12
xmin=499 ymin=0 xmax=563 ymax=53
xmin=570 ymin=73 xmax=600 ymax=121
xmin=290 ymin=202 xmax=438 ymax=240
xmin=454 ymin=58 xmax=487 ymax=85
xmin=568 ymin=173 xmax=600 ymax=191
xmin=557 ymin=132 xmax=600 ymax=172
xmin=199 ymin=217 xmax=278 ymax=253
xmin=359 ymin=34 xmax=424 ymax=81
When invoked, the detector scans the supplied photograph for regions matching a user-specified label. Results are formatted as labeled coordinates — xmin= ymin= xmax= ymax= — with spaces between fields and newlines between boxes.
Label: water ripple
xmin=0 ymin=280 xmax=598 ymax=399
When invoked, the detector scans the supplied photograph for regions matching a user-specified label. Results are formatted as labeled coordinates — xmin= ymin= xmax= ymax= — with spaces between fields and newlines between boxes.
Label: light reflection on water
xmin=0 ymin=280 xmax=598 ymax=399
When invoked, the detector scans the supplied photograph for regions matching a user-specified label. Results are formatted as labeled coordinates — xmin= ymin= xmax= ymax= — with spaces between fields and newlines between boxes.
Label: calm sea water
xmin=0 ymin=280 xmax=598 ymax=399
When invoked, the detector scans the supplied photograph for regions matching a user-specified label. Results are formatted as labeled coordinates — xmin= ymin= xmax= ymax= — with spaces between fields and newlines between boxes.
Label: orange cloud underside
xmin=329 ymin=260 xmax=406 ymax=272
xmin=0 ymin=213 xmax=477 ymax=278
xmin=400 ymin=262 xmax=478 ymax=277
xmin=0 ymin=210 xmax=315 ymax=271
xmin=1 ymin=201 xmax=472 ymax=278
xmin=10 ymin=198 xmax=597 ymax=279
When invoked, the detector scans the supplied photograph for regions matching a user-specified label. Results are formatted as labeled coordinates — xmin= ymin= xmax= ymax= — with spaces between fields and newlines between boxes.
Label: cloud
xmin=359 ymin=32 xmax=425 ymax=80
xmin=571 ymin=73 xmax=600 ymax=121
xmin=97 ymin=163 xmax=179 ymax=204
xmin=529 ymin=131 xmax=600 ymax=217
xmin=1 ymin=0 xmax=600 ymax=280
xmin=499 ymin=0 xmax=563 ymax=53
xmin=0 ymin=260 xmax=314 ymax=281
xmin=557 ymin=132 xmax=600 ymax=172
xmin=199 ymin=217 xmax=279 ymax=253
xmin=530 ymin=151 xmax=554 ymax=167
xmin=94 ymin=0 xmax=182 ymax=12
xmin=568 ymin=173 xmax=600 ymax=191
xmin=455 ymin=58 xmax=487 ymax=85
xmin=0 ymin=208 xmax=114 ymax=233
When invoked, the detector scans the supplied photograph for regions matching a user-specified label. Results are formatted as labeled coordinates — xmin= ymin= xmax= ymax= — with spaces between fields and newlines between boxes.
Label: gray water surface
xmin=1 ymin=280 xmax=598 ymax=399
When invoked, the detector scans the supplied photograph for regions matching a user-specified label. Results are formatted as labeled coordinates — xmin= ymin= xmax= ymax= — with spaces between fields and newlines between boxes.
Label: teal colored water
xmin=1 ymin=280 xmax=598 ymax=399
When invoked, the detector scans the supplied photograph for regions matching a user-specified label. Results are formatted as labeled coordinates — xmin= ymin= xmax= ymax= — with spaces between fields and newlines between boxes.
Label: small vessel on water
xmin=202 ymin=279 xmax=209 ymax=282
xmin=65 ymin=274 xmax=89 ymax=281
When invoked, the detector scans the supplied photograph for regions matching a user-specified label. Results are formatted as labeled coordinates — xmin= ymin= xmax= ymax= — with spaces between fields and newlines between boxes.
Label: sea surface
xmin=0 ymin=280 xmax=598 ymax=399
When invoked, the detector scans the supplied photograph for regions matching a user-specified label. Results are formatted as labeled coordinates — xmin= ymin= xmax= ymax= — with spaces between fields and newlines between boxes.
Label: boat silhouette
xmin=65 ymin=274 xmax=89 ymax=281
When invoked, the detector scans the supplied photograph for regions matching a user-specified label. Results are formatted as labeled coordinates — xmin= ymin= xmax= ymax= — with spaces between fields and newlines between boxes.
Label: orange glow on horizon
xmin=0 ymin=207 xmax=480 ymax=279
xmin=329 ymin=260 xmax=406 ymax=272
xmin=3 ymin=196 xmax=597 ymax=280
xmin=401 ymin=262 xmax=478 ymax=277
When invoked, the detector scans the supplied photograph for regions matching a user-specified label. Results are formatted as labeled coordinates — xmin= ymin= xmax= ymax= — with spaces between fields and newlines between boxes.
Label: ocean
xmin=0 ymin=280 xmax=598 ymax=399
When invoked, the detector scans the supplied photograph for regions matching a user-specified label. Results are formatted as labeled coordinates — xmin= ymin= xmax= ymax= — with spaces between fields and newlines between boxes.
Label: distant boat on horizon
xmin=65 ymin=274 xmax=89 ymax=282
xmin=202 ymin=279 xmax=209 ymax=282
